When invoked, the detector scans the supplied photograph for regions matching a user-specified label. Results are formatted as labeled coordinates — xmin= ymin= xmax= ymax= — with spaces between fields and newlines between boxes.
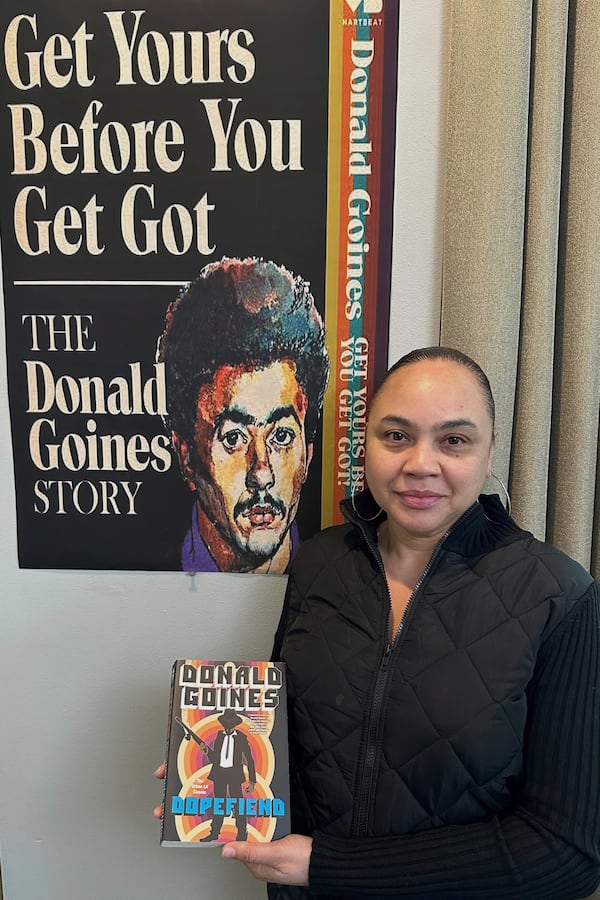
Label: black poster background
xmin=0 ymin=2 xmax=330 ymax=568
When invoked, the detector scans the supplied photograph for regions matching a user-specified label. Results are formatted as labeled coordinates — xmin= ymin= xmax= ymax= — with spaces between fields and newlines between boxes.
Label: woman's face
xmin=365 ymin=359 xmax=495 ymax=546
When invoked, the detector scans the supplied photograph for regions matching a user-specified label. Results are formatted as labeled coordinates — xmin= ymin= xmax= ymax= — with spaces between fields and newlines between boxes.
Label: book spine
xmin=160 ymin=660 xmax=179 ymax=844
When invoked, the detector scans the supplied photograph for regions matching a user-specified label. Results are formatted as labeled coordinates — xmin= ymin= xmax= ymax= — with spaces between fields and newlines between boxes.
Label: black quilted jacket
xmin=269 ymin=493 xmax=600 ymax=899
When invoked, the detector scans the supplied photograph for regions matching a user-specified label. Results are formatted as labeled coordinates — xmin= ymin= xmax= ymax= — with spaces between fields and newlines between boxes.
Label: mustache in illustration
xmin=234 ymin=492 xmax=286 ymax=522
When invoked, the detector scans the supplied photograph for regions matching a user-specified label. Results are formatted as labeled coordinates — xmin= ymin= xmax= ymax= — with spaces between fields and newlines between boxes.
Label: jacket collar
xmin=341 ymin=490 xmax=529 ymax=559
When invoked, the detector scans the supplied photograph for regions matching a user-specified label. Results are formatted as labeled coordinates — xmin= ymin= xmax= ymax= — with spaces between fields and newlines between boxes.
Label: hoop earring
xmin=488 ymin=471 xmax=512 ymax=517
xmin=351 ymin=482 xmax=382 ymax=522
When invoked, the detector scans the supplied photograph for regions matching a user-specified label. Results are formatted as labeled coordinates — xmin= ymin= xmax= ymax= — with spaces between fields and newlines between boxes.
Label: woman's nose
xmin=404 ymin=440 xmax=440 ymax=475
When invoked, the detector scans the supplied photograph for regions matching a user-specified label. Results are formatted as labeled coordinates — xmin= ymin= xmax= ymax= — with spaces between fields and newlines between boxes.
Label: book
xmin=160 ymin=659 xmax=290 ymax=846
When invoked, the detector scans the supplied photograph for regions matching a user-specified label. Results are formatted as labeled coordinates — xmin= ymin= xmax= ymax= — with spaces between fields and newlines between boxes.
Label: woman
xmin=223 ymin=347 xmax=600 ymax=898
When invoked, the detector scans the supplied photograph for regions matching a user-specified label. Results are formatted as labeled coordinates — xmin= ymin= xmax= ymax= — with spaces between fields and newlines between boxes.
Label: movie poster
xmin=0 ymin=0 xmax=398 ymax=570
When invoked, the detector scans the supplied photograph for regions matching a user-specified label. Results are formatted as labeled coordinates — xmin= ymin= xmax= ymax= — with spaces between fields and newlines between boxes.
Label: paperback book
xmin=161 ymin=659 xmax=290 ymax=846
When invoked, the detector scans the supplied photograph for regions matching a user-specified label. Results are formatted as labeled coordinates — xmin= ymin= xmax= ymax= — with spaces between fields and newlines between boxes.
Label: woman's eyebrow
xmin=435 ymin=418 xmax=478 ymax=431
xmin=377 ymin=415 xmax=478 ymax=431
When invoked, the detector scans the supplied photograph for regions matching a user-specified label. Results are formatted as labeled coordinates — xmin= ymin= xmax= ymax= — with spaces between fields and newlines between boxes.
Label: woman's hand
xmin=153 ymin=762 xmax=166 ymax=819
xmin=154 ymin=759 xmax=309 ymax=885
xmin=222 ymin=833 xmax=312 ymax=885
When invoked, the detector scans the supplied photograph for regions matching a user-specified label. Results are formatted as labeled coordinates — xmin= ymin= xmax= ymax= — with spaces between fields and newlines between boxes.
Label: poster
xmin=0 ymin=0 xmax=398 ymax=570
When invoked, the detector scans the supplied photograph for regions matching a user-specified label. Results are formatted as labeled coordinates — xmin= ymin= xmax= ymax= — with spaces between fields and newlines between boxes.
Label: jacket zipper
xmin=353 ymin=505 xmax=475 ymax=838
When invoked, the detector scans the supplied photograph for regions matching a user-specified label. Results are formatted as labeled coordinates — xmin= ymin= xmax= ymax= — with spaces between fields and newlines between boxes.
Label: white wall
xmin=0 ymin=3 xmax=447 ymax=898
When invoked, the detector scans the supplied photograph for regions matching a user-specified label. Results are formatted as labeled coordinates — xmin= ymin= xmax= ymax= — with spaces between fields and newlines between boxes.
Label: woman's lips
xmin=397 ymin=491 xmax=444 ymax=509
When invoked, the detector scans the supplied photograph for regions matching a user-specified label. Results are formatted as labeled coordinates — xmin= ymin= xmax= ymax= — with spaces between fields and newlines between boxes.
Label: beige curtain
xmin=441 ymin=0 xmax=600 ymax=580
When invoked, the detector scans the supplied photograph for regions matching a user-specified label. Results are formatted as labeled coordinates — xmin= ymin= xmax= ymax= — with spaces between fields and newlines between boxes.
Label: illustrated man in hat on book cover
xmin=184 ymin=708 xmax=257 ymax=841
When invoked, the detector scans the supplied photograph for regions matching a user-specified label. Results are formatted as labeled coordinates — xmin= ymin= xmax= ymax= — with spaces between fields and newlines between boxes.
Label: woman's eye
xmin=220 ymin=429 xmax=247 ymax=451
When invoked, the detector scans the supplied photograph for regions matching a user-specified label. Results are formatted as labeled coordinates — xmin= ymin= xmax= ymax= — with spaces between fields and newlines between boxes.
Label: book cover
xmin=161 ymin=659 xmax=290 ymax=846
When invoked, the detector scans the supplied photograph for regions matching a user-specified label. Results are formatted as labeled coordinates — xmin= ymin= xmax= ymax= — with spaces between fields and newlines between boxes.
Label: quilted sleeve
xmin=308 ymin=584 xmax=600 ymax=899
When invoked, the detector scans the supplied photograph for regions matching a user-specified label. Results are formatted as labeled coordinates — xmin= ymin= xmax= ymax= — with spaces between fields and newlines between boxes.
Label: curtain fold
xmin=547 ymin=0 xmax=600 ymax=567
xmin=441 ymin=0 xmax=600 ymax=579
xmin=441 ymin=3 xmax=531 ymax=483
xmin=510 ymin=3 xmax=568 ymax=538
